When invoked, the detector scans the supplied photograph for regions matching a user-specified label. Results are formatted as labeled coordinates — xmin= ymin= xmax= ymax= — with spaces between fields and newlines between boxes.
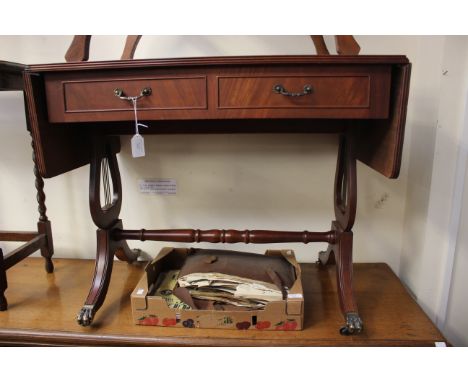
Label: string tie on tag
xmin=131 ymin=97 xmax=149 ymax=135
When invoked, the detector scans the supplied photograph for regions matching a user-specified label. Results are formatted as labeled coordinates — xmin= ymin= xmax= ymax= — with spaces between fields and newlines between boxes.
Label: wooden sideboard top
xmin=0 ymin=258 xmax=445 ymax=346
xmin=27 ymin=55 xmax=410 ymax=72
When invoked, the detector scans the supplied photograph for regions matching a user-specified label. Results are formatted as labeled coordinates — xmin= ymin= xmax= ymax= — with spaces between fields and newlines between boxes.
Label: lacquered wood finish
xmin=44 ymin=63 xmax=390 ymax=122
xmin=0 ymin=258 xmax=447 ymax=346
xmin=3 ymin=234 xmax=47 ymax=270
xmin=0 ymin=232 xmax=37 ymax=241
xmin=0 ymin=61 xmax=26 ymax=90
xmin=318 ymin=134 xmax=361 ymax=334
xmin=77 ymin=220 xmax=137 ymax=327
xmin=335 ymin=36 xmax=361 ymax=55
xmin=310 ymin=36 xmax=330 ymax=55
xmin=114 ymin=228 xmax=337 ymax=244
xmin=23 ymin=71 xmax=94 ymax=178
xmin=62 ymin=75 xmax=207 ymax=115
xmin=121 ymin=35 xmax=142 ymax=60
xmin=354 ymin=63 xmax=412 ymax=178
xmin=89 ymin=136 xmax=122 ymax=229
xmin=334 ymin=135 xmax=357 ymax=231
xmin=64 ymin=36 xmax=91 ymax=62
xmin=25 ymin=55 xmax=410 ymax=179
xmin=77 ymin=135 xmax=136 ymax=325
xmin=32 ymin=55 xmax=409 ymax=72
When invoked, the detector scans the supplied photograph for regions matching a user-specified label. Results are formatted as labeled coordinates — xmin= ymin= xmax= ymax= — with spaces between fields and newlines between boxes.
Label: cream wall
xmin=2 ymin=36 xmax=466 ymax=344
xmin=444 ymin=158 xmax=468 ymax=346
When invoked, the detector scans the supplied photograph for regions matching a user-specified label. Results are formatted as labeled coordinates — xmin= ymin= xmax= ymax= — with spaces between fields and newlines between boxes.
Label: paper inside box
xmin=131 ymin=248 xmax=304 ymax=330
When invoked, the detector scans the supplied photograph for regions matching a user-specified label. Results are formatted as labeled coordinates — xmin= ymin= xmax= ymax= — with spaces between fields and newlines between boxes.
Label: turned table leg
xmin=32 ymin=139 xmax=54 ymax=273
xmin=319 ymin=134 xmax=362 ymax=335
xmin=76 ymin=136 xmax=137 ymax=326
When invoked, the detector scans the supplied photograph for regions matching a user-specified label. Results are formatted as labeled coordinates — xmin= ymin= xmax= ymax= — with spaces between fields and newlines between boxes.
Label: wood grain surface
xmin=0 ymin=258 xmax=445 ymax=346
xmin=24 ymin=55 xmax=410 ymax=179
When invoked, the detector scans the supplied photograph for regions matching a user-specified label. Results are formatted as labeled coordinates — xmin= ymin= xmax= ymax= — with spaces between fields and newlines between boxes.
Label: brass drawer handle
xmin=273 ymin=84 xmax=312 ymax=97
xmin=114 ymin=87 xmax=152 ymax=100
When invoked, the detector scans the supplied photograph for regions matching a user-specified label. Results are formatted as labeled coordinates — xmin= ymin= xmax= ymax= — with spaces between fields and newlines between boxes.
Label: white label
xmin=139 ymin=179 xmax=177 ymax=195
xmin=435 ymin=342 xmax=447 ymax=347
xmin=287 ymin=293 xmax=303 ymax=299
xmin=131 ymin=134 xmax=145 ymax=158
xmin=136 ymin=288 xmax=145 ymax=295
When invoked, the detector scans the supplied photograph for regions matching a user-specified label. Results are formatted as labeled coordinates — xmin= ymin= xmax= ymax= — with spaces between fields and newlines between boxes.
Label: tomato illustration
xmin=255 ymin=321 xmax=271 ymax=330
xmin=274 ymin=321 xmax=285 ymax=330
xmin=162 ymin=317 xmax=177 ymax=326
xmin=274 ymin=319 xmax=297 ymax=330
xmin=236 ymin=321 xmax=251 ymax=330
xmin=138 ymin=315 xmax=159 ymax=326
xmin=284 ymin=320 xmax=298 ymax=330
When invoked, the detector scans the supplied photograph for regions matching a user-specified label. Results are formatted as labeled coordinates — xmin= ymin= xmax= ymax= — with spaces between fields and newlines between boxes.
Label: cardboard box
xmin=131 ymin=247 xmax=304 ymax=331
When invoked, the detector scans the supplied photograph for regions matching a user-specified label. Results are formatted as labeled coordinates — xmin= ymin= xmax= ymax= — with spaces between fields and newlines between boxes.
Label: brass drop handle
xmin=273 ymin=84 xmax=313 ymax=97
xmin=114 ymin=87 xmax=152 ymax=100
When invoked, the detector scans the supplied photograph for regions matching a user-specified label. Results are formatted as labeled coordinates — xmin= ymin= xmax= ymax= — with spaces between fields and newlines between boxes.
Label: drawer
xmin=217 ymin=72 xmax=390 ymax=118
xmin=44 ymin=64 xmax=391 ymax=122
xmin=218 ymin=75 xmax=369 ymax=108
xmin=50 ymin=76 xmax=207 ymax=120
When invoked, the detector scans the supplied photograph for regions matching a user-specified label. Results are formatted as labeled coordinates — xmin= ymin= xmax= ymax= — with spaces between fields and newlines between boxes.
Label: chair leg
xmin=38 ymin=220 xmax=54 ymax=273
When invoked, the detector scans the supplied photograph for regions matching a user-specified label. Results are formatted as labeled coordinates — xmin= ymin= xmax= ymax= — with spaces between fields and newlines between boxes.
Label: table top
xmin=0 ymin=258 xmax=446 ymax=346
xmin=27 ymin=55 xmax=410 ymax=72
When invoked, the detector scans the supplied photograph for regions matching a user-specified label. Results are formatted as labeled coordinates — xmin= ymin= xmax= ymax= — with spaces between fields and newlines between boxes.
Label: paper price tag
xmin=131 ymin=134 xmax=145 ymax=158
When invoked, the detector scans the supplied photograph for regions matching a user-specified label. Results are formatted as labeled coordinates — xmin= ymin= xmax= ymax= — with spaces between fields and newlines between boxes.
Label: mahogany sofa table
xmin=22 ymin=53 xmax=411 ymax=334
xmin=0 ymin=258 xmax=446 ymax=346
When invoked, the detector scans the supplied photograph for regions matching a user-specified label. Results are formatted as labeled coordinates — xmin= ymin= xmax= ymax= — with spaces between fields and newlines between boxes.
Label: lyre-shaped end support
xmin=334 ymin=135 xmax=357 ymax=231
xmin=89 ymin=136 xmax=122 ymax=229
xmin=319 ymin=134 xmax=362 ymax=335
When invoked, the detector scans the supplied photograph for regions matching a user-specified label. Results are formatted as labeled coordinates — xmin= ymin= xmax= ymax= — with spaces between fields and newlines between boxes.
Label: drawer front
xmin=218 ymin=75 xmax=370 ymax=109
xmin=44 ymin=65 xmax=391 ymax=122
xmin=62 ymin=76 xmax=207 ymax=113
